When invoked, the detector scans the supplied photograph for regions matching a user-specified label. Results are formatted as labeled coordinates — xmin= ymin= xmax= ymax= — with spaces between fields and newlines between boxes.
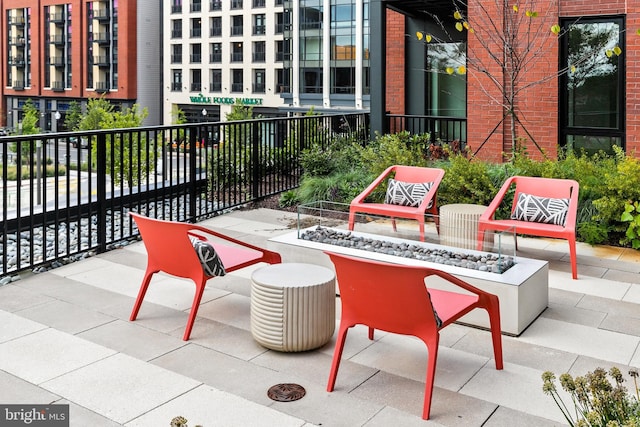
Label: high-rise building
xmin=163 ymin=0 xmax=288 ymax=123
xmin=2 ymin=0 xmax=162 ymax=131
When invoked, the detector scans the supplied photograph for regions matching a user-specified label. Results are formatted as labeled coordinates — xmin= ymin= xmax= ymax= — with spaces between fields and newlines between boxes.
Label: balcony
xmin=51 ymin=81 xmax=65 ymax=91
xmin=253 ymin=25 xmax=266 ymax=35
xmin=210 ymin=28 xmax=222 ymax=37
xmin=51 ymin=56 xmax=65 ymax=67
xmin=93 ymin=33 xmax=111 ymax=43
xmin=94 ymin=55 xmax=111 ymax=66
xmin=231 ymin=26 xmax=244 ymax=36
xmin=190 ymin=2 xmax=202 ymax=12
xmin=231 ymin=82 xmax=243 ymax=92
xmin=210 ymin=0 xmax=222 ymax=10
xmin=49 ymin=35 xmax=65 ymax=45
xmin=8 ymin=16 xmax=25 ymax=25
xmin=253 ymin=52 xmax=266 ymax=62
xmin=171 ymin=54 xmax=182 ymax=64
xmin=210 ymin=53 xmax=222 ymax=63
xmin=171 ymin=5 xmax=182 ymax=13
xmin=190 ymin=82 xmax=202 ymax=92
xmin=231 ymin=53 xmax=243 ymax=62
xmin=209 ymin=82 xmax=222 ymax=92
xmin=12 ymin=81 xmax=25 ymax=90
xmin=8 ymin=56 xmax=25 ymax=66
xmin=95 ymin=81 xmax=110 ymax=93
xmin=50 ymin=13 xmax=65 ymax=24
xmin=190 ymin=54 xmax=202 ymax=63
xmin=190 ymin=28 xmax=202 ymax=38
xmin=171 ymin=30 xmax=183 ymax=38
xmin=11 ymin=37 xmax=26 ymax=46
xmin=171 ymin=82 xmax=182 ymax=91
xmin=94 ymin=10 xmax=110 ymax=21
xmin=253 ymin=82 xmax=265 ymax=93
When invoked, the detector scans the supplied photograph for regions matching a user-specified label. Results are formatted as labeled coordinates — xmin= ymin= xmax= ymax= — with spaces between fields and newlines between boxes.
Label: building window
xmin=253 ymin=14 xmax=266 ymax=35
xmin=171 ymin=0 xmax=182 ymax=13
xmin=231 ymin=15 xmax=243 ymax=36
xmin=275 ymin=0 xmax=284 ymax=5
xmin=253 ymin=0 xmax=265 ymax=8
xmin=210 ymin=0 xmax=222 ymax=11
xmin=190 ymin=0 xmax=201 ymax=12
xmin=231 ymin=42 xmax=243 ymax=62
xmin=210 ymin=17 xmax=222 ymax=37
xmin=171 ymin=44 xmax=182 ymax=63
xmin=253 ymin=69 xmax=266 ymax=93
xmin=191 ymin=69 xmax=202 ymax=92
xmin=426 ymin=42 xmax=467 ymax=118
xmin=210 ymin=42 xmax=222 ymax=63
xmin=210 ymin=69 xmax=222 ymax=92
xmin=171 ymin=19 xmax=182 ymax=38
xmin=172 ymin=70 xmax=182 ymax=91
xmin=253 ymin=41 xmax=265 ymax=62
xmin=231 ymin=0 xmax=243 ymax=9
xmin=231 ymin=69 xmax=243 ymax=92
xmin=276 ymin=68 xmax=289 ymax=93
xmin=190 ymin=18 xmax=202 ymax=38
xmin=190 ymin=44 xmax=201 ymax=63
xmin=560 ymin=16 xmax=624 ymax=154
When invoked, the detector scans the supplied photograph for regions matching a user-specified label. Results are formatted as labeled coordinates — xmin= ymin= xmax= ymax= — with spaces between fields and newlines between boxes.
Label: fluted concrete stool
xmin=250 ymin=263 xmax=336 ymax=352
xmin=440 ymin=203 xmax=494 ymax=251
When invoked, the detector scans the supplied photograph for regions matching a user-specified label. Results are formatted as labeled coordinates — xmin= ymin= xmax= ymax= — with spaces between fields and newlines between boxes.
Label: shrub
xmin=542 ymin=367 xmax=640 ymax=427
xmin=295 ymin=170 xmax=373 ymax=205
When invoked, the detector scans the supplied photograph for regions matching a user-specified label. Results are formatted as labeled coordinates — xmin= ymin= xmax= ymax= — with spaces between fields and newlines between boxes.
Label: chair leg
xmin=391 ymin=218 xmax=397 ymax=232
xmin=327 ymin=325 xmax=349 ymax=392
xmin=568 ymin=237 xmax=578 ymax=280
xmin=348 ymin=211 xmax=356 ymax=231
xmin=368 ymin=327 xmax=375 ymax=340
xmin=182 ymin=280 xmax=208 ymax=341
xmin=130 ymin=270 xmax=154 ymax=321
xmin=422 ymin=337 xmax=439 ymax=420
xmin=486 ymin=296 xmax=504 ymax=370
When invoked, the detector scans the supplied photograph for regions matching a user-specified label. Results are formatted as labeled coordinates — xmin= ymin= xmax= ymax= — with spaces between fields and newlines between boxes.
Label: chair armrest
xmin=188 ymin=224 xmax=282 ymax=264
xmin=480 ymin=176 xmax=516 ymax=222
xmin=351 ymin=165 xmax=395 ymax=205
xmin=417 ymin=168 xmax=445 ymax=210
xmin=424 ymin=268 xmax=499 ymax=309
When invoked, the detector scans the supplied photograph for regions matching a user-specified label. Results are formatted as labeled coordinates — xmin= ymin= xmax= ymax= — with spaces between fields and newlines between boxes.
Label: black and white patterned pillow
xmin=384 ymin=179 xmax=434 ymax=208
xmin=189 ymin=236 xmax=226 ymax=277
xmin=511 ymin=193 xmax=570 ymax=226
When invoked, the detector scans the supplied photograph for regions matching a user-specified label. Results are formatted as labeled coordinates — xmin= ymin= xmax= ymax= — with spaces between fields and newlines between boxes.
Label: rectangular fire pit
xmin=270 ymin=226 xmax=548 ymax=336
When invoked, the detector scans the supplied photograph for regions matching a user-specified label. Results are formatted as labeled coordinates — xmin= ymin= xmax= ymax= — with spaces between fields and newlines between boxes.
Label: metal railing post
xmin=96 ymin=133 xmax=108 ymax=253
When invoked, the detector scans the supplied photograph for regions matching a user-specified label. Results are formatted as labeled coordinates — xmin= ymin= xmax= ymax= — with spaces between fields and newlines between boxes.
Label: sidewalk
xmin=1 ymin=208 xmax=640 ymax=426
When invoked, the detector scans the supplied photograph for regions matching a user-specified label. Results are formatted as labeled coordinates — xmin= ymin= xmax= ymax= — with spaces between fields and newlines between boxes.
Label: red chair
xmin=325 ymin=251 xmax=503 ymax=420
xmin=129 ymin=212 xmax=281 ymax=340
xmin=477 ymin=176 xmax=580 ymax=279
xmin=348 ymin=165 xmax=445 ymax=242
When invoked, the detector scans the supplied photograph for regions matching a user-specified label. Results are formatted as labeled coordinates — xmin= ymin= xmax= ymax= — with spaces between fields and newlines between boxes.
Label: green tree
xmin=416 ymin=0 xmax=621 ymax=157
xmin=64 ymin=101 xmax=83 ymax=131
xmin=224 ymin=100 xmax=256 ymax=145
xmin=11 ymin=99 xmax=41 ymax=158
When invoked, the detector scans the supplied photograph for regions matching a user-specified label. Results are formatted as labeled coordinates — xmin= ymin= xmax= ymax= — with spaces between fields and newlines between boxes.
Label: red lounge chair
xmin=348 ymin=165 xmax=445 ymax=241
xmin=325 ymin=251 xmax=503 ymax=420
xmin=129 ymin=212 xmax=281 ymax=340
xmin=477 ymin=176 xmax=580 ymax=279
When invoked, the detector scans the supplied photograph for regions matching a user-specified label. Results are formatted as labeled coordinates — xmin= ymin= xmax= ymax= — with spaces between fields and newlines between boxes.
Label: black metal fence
xmin=0 ymin=113 xmax=369 ymax=276
xmin=387 ymin=114 xmax=467 ymax=146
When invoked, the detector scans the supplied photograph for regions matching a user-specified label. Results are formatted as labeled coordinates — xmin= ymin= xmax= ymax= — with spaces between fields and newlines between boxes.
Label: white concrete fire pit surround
xmin=269 ymin=226 xmax=549 ymax=336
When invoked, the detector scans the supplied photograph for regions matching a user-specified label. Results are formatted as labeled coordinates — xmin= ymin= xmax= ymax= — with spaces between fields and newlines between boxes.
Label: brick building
xmin=376 ymin=0 xmax=636 ymax=161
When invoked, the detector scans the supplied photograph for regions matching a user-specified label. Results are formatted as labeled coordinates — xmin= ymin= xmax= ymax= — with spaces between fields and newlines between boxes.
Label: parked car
xmin=69 ymin=136 xmax=89 ymax=148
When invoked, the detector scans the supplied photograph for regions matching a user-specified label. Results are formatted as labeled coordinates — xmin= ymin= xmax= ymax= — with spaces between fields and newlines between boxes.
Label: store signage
xmin=190 ymin=93 xmax=263 ymax=106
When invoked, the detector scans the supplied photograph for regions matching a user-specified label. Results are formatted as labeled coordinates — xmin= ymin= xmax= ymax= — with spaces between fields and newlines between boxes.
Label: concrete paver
xmin=2 ymin=208 xmax=640 ymax=426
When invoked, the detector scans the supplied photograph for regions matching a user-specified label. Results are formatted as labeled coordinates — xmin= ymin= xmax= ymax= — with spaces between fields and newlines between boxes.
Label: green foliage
xmin=11 ymin=99 xmax=41 ymax=157
xmin=64 ymin=101 xmax=82 ymax=131
xmin=542 ymin=367 xmax=640 ymax=427
xmin=78 ymin=97 xmax=114 ymax=131
xmin=279 ymin=190 xmax=299 ymax=207
xmin=4 ymin=164 xmax=66 ymax=180
xmin=592 ymin=148 xmax=640 ymax=242
xmin=300 ymin=135 xmax=365 ymax=177
xmin=295 ymin=170 xmax=373 ymax=205
xmin=621 ymin=201 xmax=640 ymax=249
xmin=359 ymin=131 xmax=430 ymax=177
xmin=437 ymin=154 xmax=499 ymax=207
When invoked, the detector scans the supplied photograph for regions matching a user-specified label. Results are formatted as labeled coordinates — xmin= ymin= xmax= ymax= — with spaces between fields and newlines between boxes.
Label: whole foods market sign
xmin=190 ymin=93 xmax=263 ymax=106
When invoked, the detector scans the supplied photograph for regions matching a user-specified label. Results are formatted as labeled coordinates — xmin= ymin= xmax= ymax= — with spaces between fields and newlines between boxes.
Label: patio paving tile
xmin=0 ymin=328 xmax=116 ymax=384
xmin=0 ymin=310 xmax=47 ymax=342
xmin=0 ymin=283 xmax=55 ymax=312
xmin=459 ymin=362 xmax=566 ymax=424
xmin=41 ymin=352 xmax=201 ymax=425
xmin=77 ymin=319 xmax=188 ymax=361
xmin=519 ymin=317 xmax=640 ymax=365
xmin=125 ymin=384 xmax=307 ymax=427
xmin=15 ymin=299 xmax=116 ymax=334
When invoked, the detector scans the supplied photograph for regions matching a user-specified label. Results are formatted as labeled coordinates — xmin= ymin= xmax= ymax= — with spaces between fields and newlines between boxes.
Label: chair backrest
xmin=509 ymin=176 xmax=579 ymax=218
xmin=392 ymin=165 xmax=445 ymax=185
xmin=326 ymin=251 xmax=441 ymax=335
xmin=130 ymin=212 xmax=205 ymax=280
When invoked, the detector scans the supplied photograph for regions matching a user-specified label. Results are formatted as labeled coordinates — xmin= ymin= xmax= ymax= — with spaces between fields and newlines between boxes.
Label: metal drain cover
xmin=267 ymin=383 xmax=306 ymax=402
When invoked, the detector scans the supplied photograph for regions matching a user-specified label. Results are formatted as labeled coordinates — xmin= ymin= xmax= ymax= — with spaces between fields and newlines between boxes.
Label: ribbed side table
xmin=440 ymin=203 xmax=493 ymax=251
xmin=250 ymin=263 xmax=336 ymax=352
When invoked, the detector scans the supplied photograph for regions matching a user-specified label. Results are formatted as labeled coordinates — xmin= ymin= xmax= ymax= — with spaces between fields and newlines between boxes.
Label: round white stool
xmin=250 ymin=263 xmax=336 ymax=352
xmin=440 ymin=203 xmax=494 ymax=251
